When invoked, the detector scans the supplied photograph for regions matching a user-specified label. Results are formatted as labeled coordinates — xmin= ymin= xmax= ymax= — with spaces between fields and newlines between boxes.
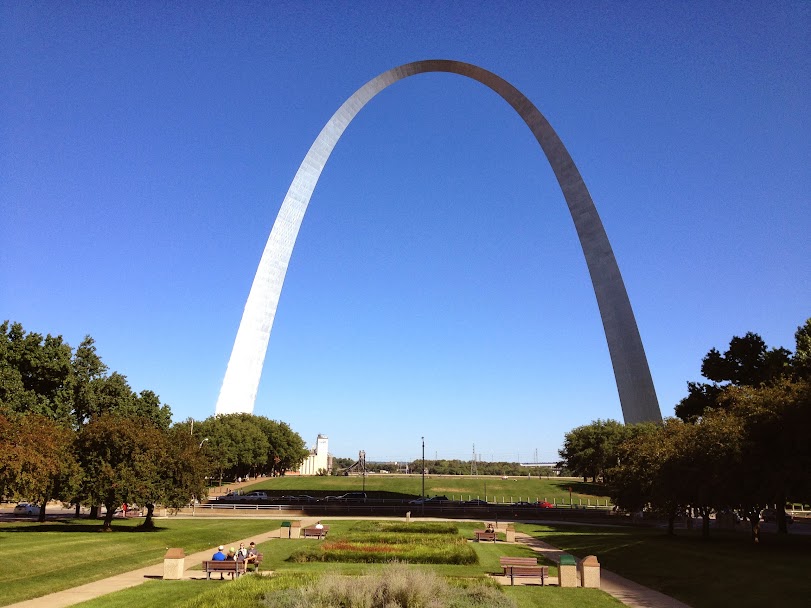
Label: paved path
xmin=7 ymin=518 xmax=690 ymax=608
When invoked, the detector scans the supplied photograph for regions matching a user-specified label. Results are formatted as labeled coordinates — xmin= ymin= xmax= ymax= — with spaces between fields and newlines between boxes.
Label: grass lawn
xmin=0 ymin=518 xmax=279 ymax=606
xmin=70 ymin=519 xmax=623 ymax=608
xmin=72 ymin=580 xmax=204 ymax=608
xmin=234 ymin=475 xmax=610 ymax=505
xmin=517 ymin=522 xmax=811 ymax=608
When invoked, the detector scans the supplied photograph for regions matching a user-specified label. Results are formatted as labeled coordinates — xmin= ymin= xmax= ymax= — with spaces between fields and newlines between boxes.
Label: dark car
xmin=325 ymin=492 xmax=367 ymax=503
xmin=463 ymin=499 xmax=489 ymax=506
xmin=761 ymin=508 xmax=793 ymax=523
xmin=279 ymin=495 xmax=318 ymax=503
xmin=512 ymin=501 xmax=533 ymax=507
xmin=409 ymin=495 xmax=450 ymax=505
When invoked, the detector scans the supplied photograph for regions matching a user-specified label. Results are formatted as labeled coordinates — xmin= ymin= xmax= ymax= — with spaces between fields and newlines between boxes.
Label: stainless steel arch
xmin=216 ymin=59 xmax=662 ymax=424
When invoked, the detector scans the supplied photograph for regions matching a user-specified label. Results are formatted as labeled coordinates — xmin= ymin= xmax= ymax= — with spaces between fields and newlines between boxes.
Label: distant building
xmin=299 ymin=434 xmax=332 ymax=475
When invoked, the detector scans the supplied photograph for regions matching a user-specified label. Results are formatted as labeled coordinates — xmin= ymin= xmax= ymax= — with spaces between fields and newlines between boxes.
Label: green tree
xmin=676 ymin=332 xmax=792 ymax=421
xmin=792 ymin=319 xmax=811 ymax=380
xmin=0 ymin=412 xmax=81 ymax=520
xmin=75 ymin=414 xmax=165 ymax=531
xmin=0 ymin=321 xmax=74 ymax=421
xmin=558 ymin=419 xmax=628 ymax=482
xmin=255 ymin=417 xmax=309 ymax=476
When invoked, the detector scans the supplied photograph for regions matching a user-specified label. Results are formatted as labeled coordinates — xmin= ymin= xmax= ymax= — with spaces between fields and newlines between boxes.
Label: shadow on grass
xmin=1 ymin=522 xmax=168 ymax=533
xmin=545 ymin=480 xmax=608 ymax=497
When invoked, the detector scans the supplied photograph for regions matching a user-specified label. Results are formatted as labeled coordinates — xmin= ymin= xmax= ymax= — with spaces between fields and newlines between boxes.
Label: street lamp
xmin=421 ymin=437 xmax=425 ymax=499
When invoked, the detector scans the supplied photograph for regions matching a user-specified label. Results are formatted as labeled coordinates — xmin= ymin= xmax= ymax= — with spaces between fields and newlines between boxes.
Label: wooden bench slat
xmin=505 ymin=564 xmax=549 ymax=586
xmin=202 ymin=560 xmax=248 ymax=579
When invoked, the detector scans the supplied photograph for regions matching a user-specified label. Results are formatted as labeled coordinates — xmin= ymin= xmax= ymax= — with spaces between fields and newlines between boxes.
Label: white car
xmin=13 ymin=502 xmax=41 ymax=516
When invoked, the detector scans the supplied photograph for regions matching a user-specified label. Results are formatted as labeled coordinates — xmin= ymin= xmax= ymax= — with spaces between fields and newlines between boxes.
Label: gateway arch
xmin=216 ymin=59 xmax=662 ymax=424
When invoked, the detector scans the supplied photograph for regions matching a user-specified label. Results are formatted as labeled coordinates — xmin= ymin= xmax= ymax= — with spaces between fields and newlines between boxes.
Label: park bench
xmin=474 ymin=529 xmax=497 ymax=542
xmin=505 ymin=564 xmax=548 ymax=586
xmin=246 ymin=552 xmax=264 ymax=571
xmin=302 ymin=525 xmax=329 ymax=539
xmin=202 ymin=560 xmax=247 ymax=579
xmin=499 ymin=556 xmax=538 ymax=574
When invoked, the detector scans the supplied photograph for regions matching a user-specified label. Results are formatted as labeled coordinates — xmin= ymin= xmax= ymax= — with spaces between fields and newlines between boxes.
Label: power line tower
xmin=470 ymin=444 xmax=478 ymax=475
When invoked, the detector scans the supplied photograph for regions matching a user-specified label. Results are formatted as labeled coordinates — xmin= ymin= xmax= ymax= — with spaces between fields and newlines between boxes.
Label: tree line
xmin=0 ymin=321 xmax=309 ymax=530
xmin=557 ymin=318 xmax=811 ymax=542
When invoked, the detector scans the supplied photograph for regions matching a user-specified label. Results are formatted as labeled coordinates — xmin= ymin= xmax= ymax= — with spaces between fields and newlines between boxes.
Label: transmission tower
xmin=471 ymin=444 xmax=478 ymax=475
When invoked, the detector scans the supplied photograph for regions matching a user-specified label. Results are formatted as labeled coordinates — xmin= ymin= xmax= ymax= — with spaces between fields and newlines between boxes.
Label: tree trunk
xmin=75 ymin=503 xmax=81 ymax=518
xmin=140 ymin=503 xmax=156 ymax=529
xmin=699 ymin=508 xmax=711 ymax=539
xmin=776 ymin=494 xmax=788 ymax=534
xmin=667 ymin=513 xmax=675 ymax=536
xmin=101 ymin=500 xmax=115 ymax=531
xmin=750 ymin=517 xmax=760 ymax=543
xmin=37 ymin=491 xmax=51 ymax=523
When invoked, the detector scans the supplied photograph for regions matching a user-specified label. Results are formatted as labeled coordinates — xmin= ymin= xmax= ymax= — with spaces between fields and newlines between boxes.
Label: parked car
xmin=279 ymin=495 xmax=318 ymax=503
xmin=409 ymin=495 xmax=450 ymax=505
xmin=325 ymin=492 xmax=367 ymax=503
xmin=463 ymin=499 xmax=489 ymax=506
xmin=761 ymin=508 xmax=793 ymax=523
xmin=512 ymin=501 xmax=533 ymax=507
xmin=13 ymin=502 xmax=41 ymax=516
xmin=236 ymin=491 xmax=270 ymax=501
xmin=534 ymin=501 xmax=554 ymax=509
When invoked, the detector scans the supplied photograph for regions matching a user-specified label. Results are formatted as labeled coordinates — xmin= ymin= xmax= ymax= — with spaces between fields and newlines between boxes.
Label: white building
xmin=298 ymin=434 xmax=331 ymax=475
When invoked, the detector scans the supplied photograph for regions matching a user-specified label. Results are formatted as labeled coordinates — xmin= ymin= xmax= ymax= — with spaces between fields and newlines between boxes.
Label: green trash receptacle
xmin=281 ymin=521 xmax=292 ymax=538
xmin=558 ymin=554 xmax=578 ymax=587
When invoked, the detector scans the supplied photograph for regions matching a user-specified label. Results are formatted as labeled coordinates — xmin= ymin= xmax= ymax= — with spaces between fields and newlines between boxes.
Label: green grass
xmin=234 ymin=475 xmax=609 ymax=505
xmin=73 ymin=580 xmax=205 ymax=608
xmin=65 ymin=520 xmax=620 ymax=608
xmin=517 ymin=522 xmax=811 ymax=608
xmin=0 ymin=518 xmax=279 ymax=606
xmin=504 ymin=587 xmax=625 ymax=607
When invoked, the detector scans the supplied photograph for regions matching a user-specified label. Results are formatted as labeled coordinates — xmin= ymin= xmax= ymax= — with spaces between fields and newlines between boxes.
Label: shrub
xmin=260 ymin=563 xmax=515 ymax=608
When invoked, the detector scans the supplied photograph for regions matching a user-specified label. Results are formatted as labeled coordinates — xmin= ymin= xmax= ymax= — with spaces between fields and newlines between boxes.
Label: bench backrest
xmin=203 ymin=560 xmax=246 ymax=571
xmin=499 ymin=557 xmax=538 ymax=567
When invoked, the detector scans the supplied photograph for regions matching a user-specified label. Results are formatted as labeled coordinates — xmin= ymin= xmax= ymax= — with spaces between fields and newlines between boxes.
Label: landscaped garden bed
xmin=288 ymin=521 xmax=477 ymax=565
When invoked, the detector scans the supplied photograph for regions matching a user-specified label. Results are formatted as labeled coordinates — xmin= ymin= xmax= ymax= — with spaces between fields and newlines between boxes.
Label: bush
xmin=261 ymin=563 xmax=515 ymax=608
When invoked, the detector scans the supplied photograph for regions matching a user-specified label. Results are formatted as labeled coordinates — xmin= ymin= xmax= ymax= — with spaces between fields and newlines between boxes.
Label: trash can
xmin=558 ymin=554 xmax=578 ymax=587
xmin=505 ymin=524 xmax=515 ymax=543
xmin=578 ymin=555 xmax=600 ymax=588
xmin=290 ymin=520 xmax=302 ymax=539
xmin=280 ymin=521 xmax=291 ymax=538
xmin=163 ymin=548 xmax=185 ymax=580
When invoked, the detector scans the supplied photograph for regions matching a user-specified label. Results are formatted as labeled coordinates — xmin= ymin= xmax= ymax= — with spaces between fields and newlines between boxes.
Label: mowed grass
xmin=517 ymin=522 xmax=811 ymax=608
xmin=72 ymin=520 xmax=622 ymax=608
xmin=0 ymin=518 xmax=279 ymax=606
xmin=235 ymin=474 xmax=609 ymax=505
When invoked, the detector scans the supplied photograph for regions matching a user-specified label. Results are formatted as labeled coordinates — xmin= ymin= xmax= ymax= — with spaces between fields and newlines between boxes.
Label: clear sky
xmin=2 ymin=1 xmax=809 ymax=464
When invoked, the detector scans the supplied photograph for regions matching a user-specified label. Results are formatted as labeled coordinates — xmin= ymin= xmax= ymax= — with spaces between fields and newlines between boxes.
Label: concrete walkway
xmin=7 ymin=519 xmax=690 ymax=608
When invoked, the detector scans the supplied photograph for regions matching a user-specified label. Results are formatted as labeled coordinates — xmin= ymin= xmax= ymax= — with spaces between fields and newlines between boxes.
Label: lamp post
xmin=421 ymin=437 xmax=425 ymax=516
xmin=421 ymin=437 xmax=425 ymax=498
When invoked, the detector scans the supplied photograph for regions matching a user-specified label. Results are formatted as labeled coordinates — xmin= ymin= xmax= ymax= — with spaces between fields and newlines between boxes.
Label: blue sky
xmin=2 ymin=1 xmax=809 ymax=463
